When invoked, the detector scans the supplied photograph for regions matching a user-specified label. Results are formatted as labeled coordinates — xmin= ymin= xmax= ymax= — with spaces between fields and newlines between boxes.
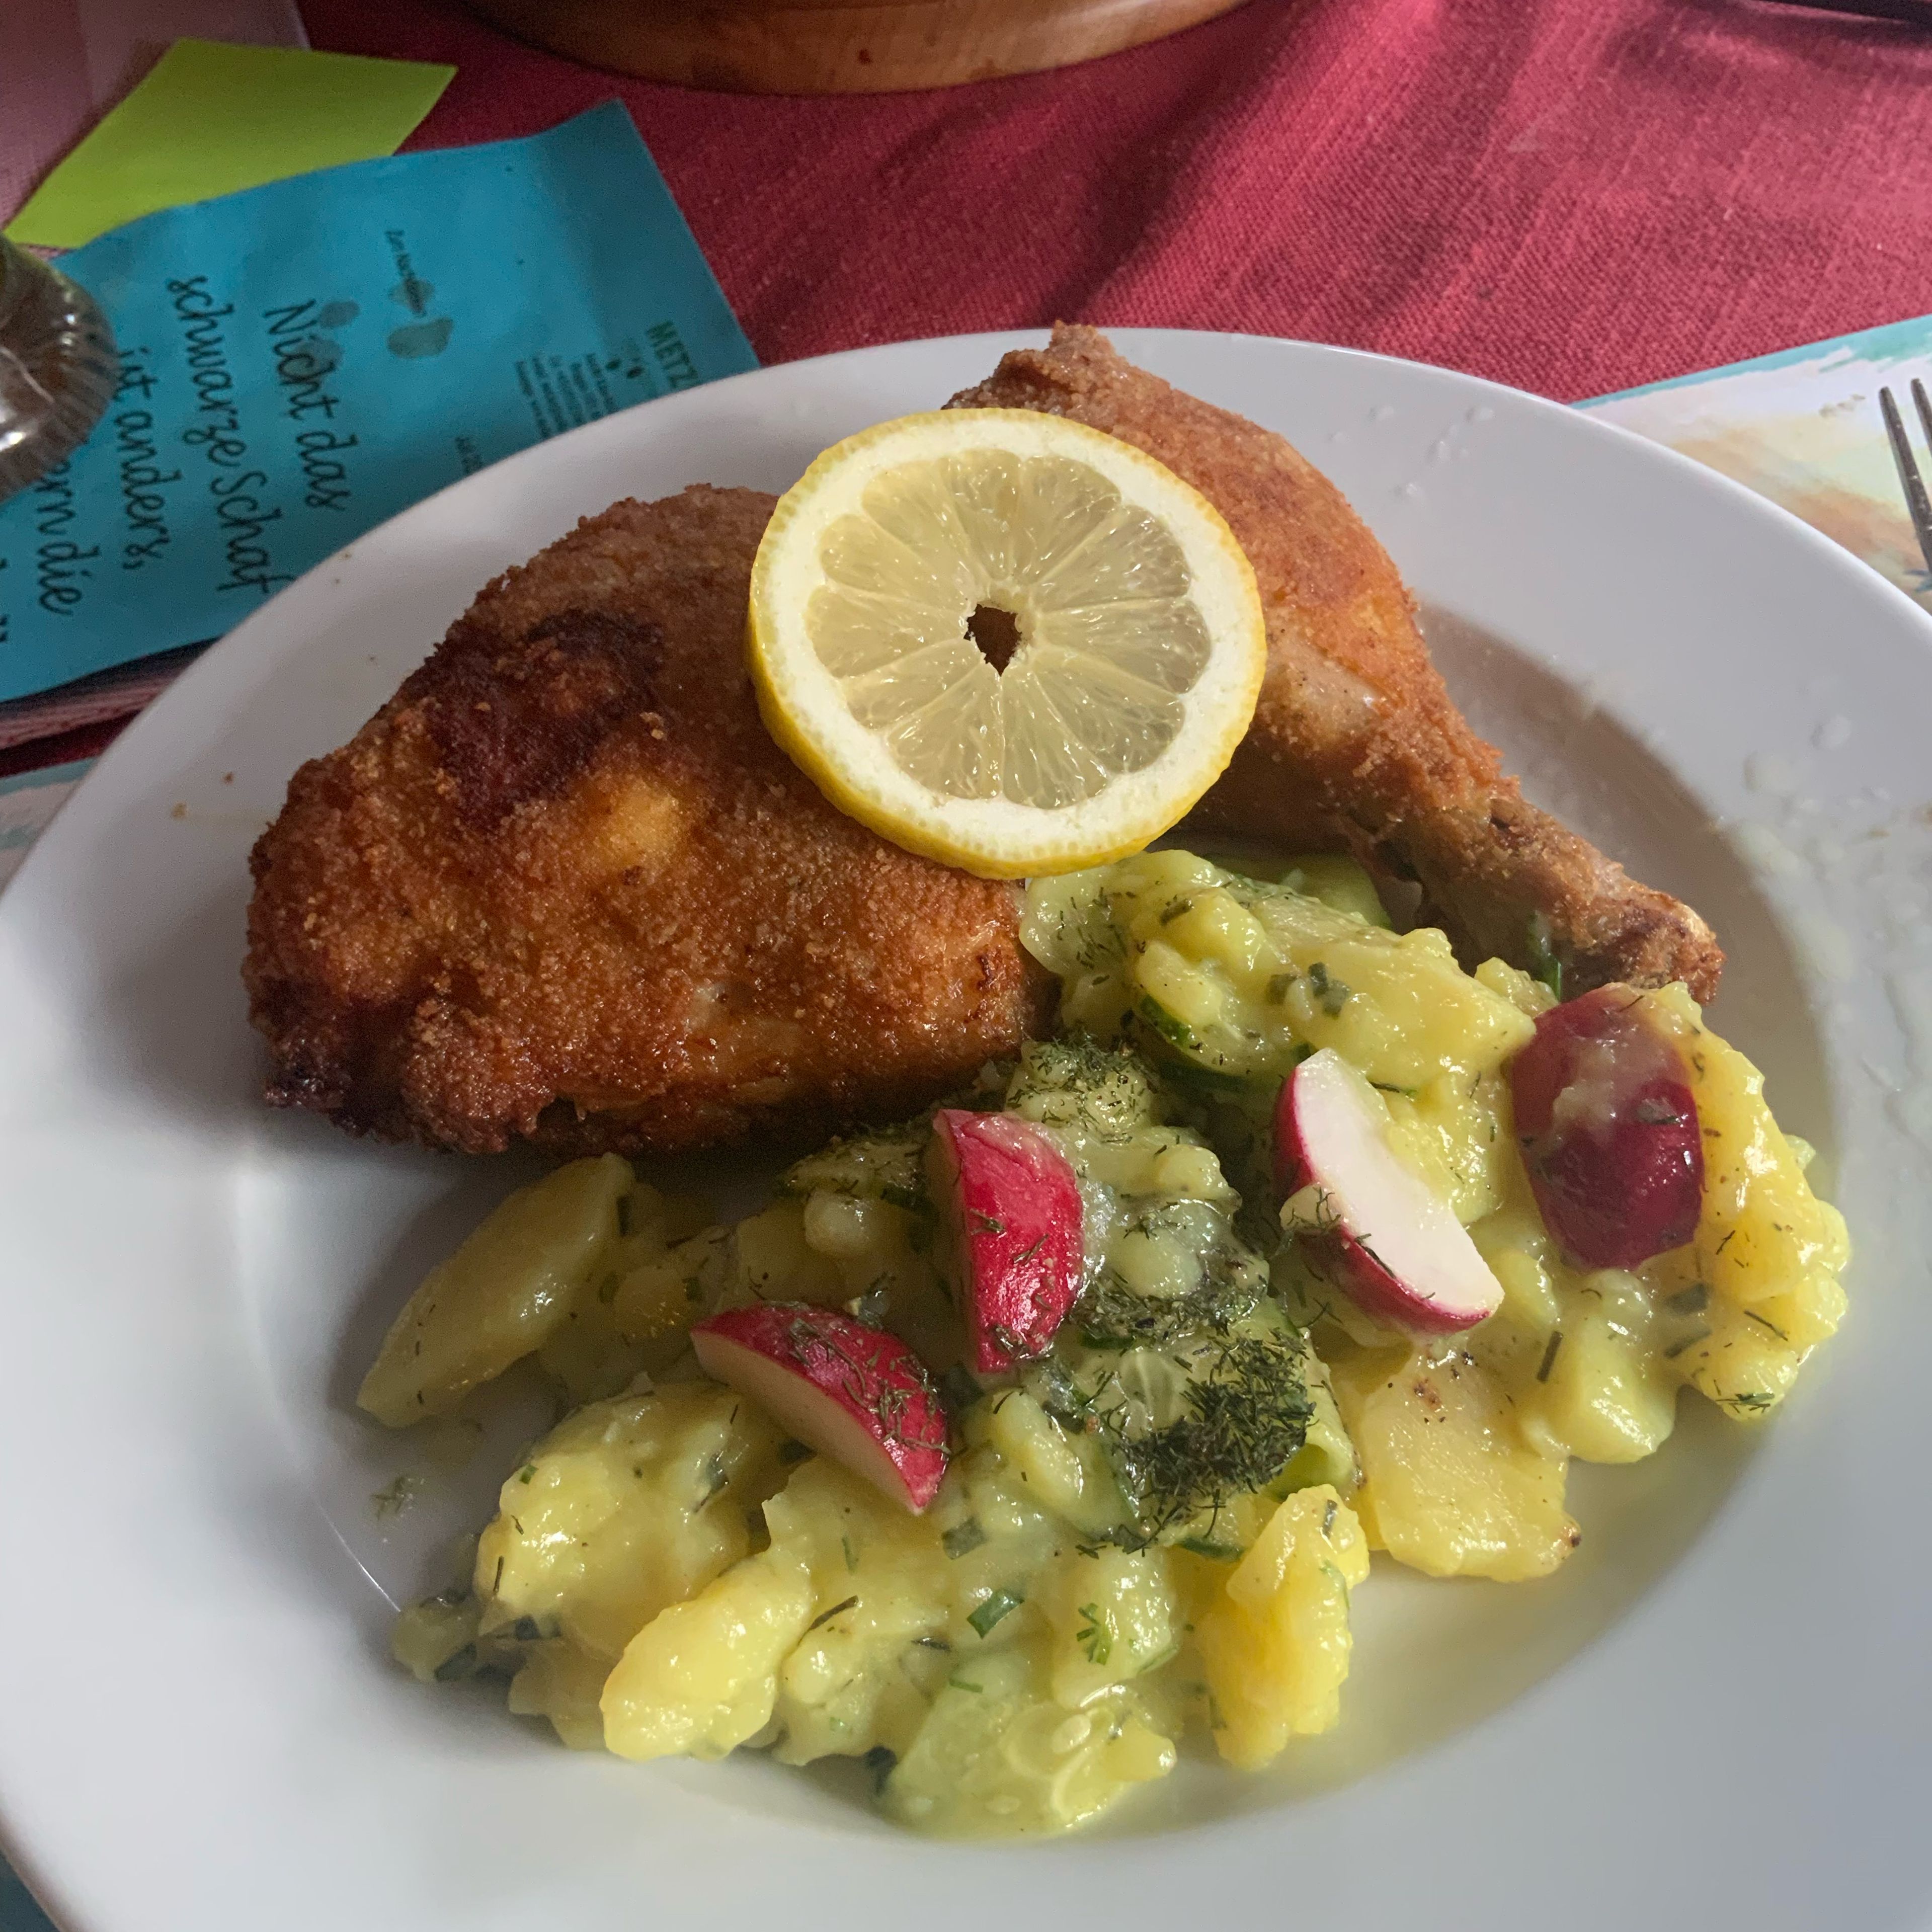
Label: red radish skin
xmin=929 ymin=1108 xmax=1084 ymax=1374
xmin=691 ymin=1304 xmax=948 ymax=1512
xmin=1512 ymin=986 xmax=1704 ymax=1270
xmin=1274 ymin=1050 xmax=1505 ymax=1333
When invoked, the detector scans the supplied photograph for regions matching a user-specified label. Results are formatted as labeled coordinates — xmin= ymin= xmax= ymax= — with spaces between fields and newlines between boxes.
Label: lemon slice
xmin=748 ymin=409 xmax=1266 ymax=878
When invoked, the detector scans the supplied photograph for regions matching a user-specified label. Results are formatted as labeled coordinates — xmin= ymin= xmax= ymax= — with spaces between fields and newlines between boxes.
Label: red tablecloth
xmin=302 ymin=0 xmax=1932 ymax=402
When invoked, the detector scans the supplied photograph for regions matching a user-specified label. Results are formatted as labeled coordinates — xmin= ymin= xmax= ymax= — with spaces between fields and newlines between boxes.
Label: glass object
xmin=0 ymin=236 xmax=117 ymax=505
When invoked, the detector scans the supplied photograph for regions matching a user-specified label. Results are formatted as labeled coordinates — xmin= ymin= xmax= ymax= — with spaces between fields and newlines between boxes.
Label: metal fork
xmin=1879 ymin=380 xmax=1932 ymax=578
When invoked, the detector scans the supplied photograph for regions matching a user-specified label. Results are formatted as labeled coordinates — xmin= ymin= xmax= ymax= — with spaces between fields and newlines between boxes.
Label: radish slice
xmin=1275 ymin=1049 xmax=1504 ymax=1333
xmin=691 ymin=1304 xmax=948 ymax=1512
xmin=1511 ymin=985 xmax=1704 ymax=1268
xmin=930 ymin=1108 xmax=1084 ymax=1373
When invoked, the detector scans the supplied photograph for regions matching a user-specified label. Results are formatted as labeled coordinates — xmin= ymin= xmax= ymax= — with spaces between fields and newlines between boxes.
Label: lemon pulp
xmin=807 ymin=449 xmax=1214 ymax=810
xmin=750 ymin=409 xmax=1266 ymax=878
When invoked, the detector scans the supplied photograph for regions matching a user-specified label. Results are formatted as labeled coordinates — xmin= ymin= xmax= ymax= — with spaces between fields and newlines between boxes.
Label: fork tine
xmin=1912 ymin=376 xmax=1932 ymax=455
xmin=1879 ymin=385 xmax=1932 ymax=579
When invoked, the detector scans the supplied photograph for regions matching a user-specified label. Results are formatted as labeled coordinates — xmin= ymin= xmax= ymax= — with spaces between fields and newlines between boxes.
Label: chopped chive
xmin=862 ymin=1744 xmax=898 ymax=1794
xmin=1308 ymin=961 xmax=1352 ymax=1016
xmin=1076 ymin=1602 xmax=1113 ymax=1665
xmin=1177 ymin=1535 xmax=1240 ymax=1562
xmin=968 ymin=1585 xmax=1024 ymax=1638
xmin=1664 ymin=1281 xmax=1710 ymax=1316
xmin=942 ymin=1518 xmax=988 ymax=1559
xmin=938 ymin=1364 xmax=982 ymax=1416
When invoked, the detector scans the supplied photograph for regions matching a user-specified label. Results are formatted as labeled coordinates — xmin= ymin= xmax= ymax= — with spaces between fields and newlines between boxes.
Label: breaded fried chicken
xmin=244 ymin=486 xmax=1052 ymax=1156
xmin=948 ymin=327 xmax=1722 ymax=1001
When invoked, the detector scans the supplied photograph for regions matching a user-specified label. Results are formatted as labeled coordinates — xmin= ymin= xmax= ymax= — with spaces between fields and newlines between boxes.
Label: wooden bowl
xmin=466 ymin=0 xmax=1254 ymax=93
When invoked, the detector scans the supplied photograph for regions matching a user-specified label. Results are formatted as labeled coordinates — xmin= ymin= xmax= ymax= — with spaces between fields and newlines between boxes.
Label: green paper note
xmin=6 ymin=39 xmax=455 ymax=249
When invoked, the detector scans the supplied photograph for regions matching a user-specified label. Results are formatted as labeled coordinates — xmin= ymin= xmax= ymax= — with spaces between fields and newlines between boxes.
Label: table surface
xmin=304 ymin=0 xmax=1932 ymax=403
xmin=8 ymin=2 xmax=1932 ymax=1924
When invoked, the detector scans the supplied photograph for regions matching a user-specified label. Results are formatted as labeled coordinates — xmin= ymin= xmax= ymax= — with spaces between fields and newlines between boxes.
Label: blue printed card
xmin=0 ymin=103 xmax=756 ymax=703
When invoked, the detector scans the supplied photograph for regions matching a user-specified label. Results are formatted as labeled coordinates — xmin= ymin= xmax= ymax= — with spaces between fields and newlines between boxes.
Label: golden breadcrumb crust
xmin=244 ymin=485 xmax=1052 ymax=1155
xmin=948 ymin=326 xmax=1722 ymax=1001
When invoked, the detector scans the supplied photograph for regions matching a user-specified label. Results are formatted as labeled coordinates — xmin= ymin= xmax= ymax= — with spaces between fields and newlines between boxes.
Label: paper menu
xmin=1580 ymin=317 xmax=1932 ymax=610
xmin=0 ymin=104 xmax=758 ymax=706
xmin=6 ymin=39 xmax=454 ymax=249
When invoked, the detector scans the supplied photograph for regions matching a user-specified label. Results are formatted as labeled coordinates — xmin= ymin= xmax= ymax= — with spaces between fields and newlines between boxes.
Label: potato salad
xmin=367 ymin=850 xmax=1848 ymax=1835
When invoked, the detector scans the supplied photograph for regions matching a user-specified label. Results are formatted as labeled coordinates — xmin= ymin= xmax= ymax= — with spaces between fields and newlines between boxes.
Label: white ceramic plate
xmin=3 ymin=331 xmax=1929 ymax=1932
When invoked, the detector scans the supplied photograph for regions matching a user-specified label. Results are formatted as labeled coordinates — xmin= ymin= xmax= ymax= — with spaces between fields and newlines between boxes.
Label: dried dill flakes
xmin=809 ymin=1595 xmax=860 ymax=1633
xmin=1535 ymin=1331 xmax=1563 ymax=1383
xmin=968 ymin=1586 xmax=1024 ymax=1638
xmin=371 ymin=1473 xmax=424 ymax=1519
xmin=1724 ymin=1390 xmax=1776 ymax=1415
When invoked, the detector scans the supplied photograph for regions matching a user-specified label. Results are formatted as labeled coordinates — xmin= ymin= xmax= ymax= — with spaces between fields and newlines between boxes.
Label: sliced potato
xmin=358 ymin=1155 xmax=630 ymax=1425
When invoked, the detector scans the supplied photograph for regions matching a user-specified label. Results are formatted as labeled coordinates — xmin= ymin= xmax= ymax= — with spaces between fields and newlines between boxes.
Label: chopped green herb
xmin=1524 ymin=915 xmax=1563 ymax=1001
xmin=690 ymin=1454 xmax=729 ymax=1514
xmin=1307 ymin=961 xmax=1352 ymax=1017
xmin=809 ymin=1594 xmax=860 ymax=1632
xmin=841 ymin=1534 xmax=859 ymax=1572
xmin=596 ymin=1272 xmax=620 ymax=1305
xmin=1177 ymin=1535 xmax=1241 ymax=1562
xmin=1264 ymin=972 xmax=1297 ymax=1004
xmin=616 ymin=1194 xmax=634 ymax=1238
xmin=370 ymin=1474 xmax=424 ymax=1519
xmin=1724 ymin=1391 xmax=1776 ymax=1414
xmin=947 ymin=1676 xmax=984 ymax=1694
xmin=968 ymin=1586 xmax=1024 ymax=1638
xmin=969 ymin=1212 xmax=1008 ymax=1236
xmin=1076 ymin=1602 xmax=1114 ymax=1665
xmin=1664 ymin=1282 xmax=1710 ymax=1316
xmin=942 ymin=1518 xmax=988 ymax=1559
xmin=1535 ymin=1331 xmax=1563 ymax=1383
xmin=517 ymin=1463 xmax=537 ymax=1485
xmin=881 ymin=1182 xmax=925 ymax=1214
xmin=938 ymin=1363 xmax=982 ymax=1416
xmin=1158 ymin=897 xmax=1193 ymax=926
xmin=862 ymin=1744 xmax=898 ymax=1793
xmin=433 ymin=1643 xmax=478 ymax=1683
xmin=1662 ymin=1326 xmax=1712 ymax=1360
xmin=776 ymin=1438 xmax=814 ymax=1465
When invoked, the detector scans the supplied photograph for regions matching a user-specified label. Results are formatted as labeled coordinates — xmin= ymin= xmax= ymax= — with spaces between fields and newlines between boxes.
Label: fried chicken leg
xmin=948 ymin=327 xmax=1722 ymax=1002
xmin=244 ymin=486 xmax=1051 ymax=1156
